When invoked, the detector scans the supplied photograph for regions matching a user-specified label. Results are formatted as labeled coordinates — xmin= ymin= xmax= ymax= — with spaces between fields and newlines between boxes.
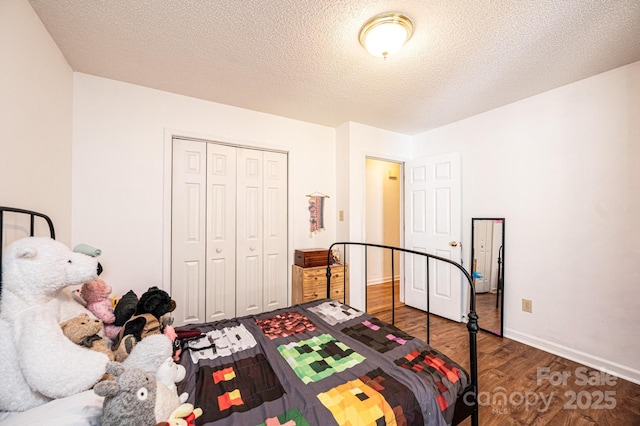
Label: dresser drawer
xmin=301 ymin=266 xmax=342 ymax=282
xmin=302 ymin=280 xmax=345 ymax=302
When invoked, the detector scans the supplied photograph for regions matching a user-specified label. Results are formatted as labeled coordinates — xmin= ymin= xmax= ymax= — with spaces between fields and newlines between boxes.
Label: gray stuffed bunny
xmin=94 ymin=361 xmax=157 ymax=426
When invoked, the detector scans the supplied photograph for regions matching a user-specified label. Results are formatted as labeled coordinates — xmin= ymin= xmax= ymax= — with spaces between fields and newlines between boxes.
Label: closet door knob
xmin=250 ymin=246 xmax=256 ymax=251
xmin=449 ymin=241 xmax=459 ymax=247
xmin=216 ymin=248 xmax=222 ymax=253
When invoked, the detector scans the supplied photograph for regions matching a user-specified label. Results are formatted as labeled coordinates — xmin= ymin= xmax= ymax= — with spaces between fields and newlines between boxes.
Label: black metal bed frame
xmin=0 ymin=207 xmax=56 ymax=293
xmin=326 ymin=241 xmax=479 ymax=426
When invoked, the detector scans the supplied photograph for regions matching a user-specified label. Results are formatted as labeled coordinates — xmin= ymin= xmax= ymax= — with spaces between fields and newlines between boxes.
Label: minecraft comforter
xmin=177 ymin=299 xmax=470 ymax=426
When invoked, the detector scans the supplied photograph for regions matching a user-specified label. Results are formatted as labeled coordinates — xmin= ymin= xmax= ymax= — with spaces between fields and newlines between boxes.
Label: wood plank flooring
xmin=476 ymin=292 xmax=501 ymax=335
xmin=365 ymin=283 xmax=640 ymax=425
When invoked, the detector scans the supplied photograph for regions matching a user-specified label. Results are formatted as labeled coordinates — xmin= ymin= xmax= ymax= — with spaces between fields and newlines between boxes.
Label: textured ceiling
xmin=29 ymin=0 xmax=640 ymax=135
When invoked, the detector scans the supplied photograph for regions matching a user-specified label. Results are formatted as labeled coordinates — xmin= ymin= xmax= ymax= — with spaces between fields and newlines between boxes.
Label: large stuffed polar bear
xmin=0 ymin=237 xmax=110 ymax=411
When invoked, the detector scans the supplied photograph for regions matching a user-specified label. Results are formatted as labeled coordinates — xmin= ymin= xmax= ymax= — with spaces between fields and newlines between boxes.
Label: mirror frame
xmin=470 ymin=217 xmax=505 ymax=337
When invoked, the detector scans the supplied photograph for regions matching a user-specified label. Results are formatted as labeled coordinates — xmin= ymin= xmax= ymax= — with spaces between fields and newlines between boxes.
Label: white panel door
xmin=404 ymin=152 xmax=462 ymax=321
xmin=262 ymin=151 xmax=288 ymax=311
xmin=171 ymin=139 xmax=207 ymax=325
xmin=236 ymin=148 xmax=264 ymax=316
xmin=205 ymin=144 xmax=237 ymax=321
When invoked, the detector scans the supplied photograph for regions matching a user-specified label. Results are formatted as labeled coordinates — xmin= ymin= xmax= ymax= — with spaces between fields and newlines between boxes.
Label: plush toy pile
xmin=0 ymin=236 xmax=192 ymax=421
xmin=110 ymin=286 xmax=177 ymax=361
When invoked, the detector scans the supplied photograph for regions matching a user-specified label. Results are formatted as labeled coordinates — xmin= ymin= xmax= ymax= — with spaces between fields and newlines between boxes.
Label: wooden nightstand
xmin=292 ymin=263 xmax=349 ymax=304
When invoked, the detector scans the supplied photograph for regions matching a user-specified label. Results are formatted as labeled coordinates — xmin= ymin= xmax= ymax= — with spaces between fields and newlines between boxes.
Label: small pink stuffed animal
xmin=81 ymin=279 xmax=120 ymax=341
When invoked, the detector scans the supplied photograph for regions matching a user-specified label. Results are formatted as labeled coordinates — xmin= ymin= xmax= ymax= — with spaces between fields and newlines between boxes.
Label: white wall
xmin=335 ymin=124 xmax=351 ymax=243
xmin=413 ymin=61 xmax=640 ymax=384
xmin=72 ymin=73 xmax=336 ymax=300
xmin=0 ymin=0 xmax=73 ymax=243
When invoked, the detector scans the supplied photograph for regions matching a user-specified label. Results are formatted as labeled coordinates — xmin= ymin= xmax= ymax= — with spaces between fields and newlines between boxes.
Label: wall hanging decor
xmin=306 ymin=192 xmax=329 ymax=236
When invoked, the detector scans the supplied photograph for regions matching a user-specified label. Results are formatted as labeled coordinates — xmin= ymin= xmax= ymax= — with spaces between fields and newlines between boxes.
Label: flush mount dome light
xmin=359 ymin=13 xmax=413 ymax=59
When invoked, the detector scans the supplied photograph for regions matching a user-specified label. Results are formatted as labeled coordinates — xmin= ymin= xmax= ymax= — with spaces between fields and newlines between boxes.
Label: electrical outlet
xmin=522 ymin=298 xmax=533 ymax=313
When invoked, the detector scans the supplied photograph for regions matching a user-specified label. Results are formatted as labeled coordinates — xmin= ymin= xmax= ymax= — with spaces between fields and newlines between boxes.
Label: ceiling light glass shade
xmin=359 ymin=13 xmax=413 ymax=59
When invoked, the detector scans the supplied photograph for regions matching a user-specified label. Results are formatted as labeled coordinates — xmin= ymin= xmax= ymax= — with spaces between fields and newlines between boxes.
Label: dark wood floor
xmin=366 ymin=284 xmax=640 ymax=426
xmin=476 ymin=292 xmax=501 ymax=335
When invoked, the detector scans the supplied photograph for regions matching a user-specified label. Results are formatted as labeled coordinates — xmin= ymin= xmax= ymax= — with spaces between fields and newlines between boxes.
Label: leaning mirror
xmin=470 ymin=218 xmax=505 ymax=337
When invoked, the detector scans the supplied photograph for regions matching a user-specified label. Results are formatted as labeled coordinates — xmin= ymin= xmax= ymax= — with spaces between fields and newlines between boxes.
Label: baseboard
xmin=366 ymin=275 xmax=401 ymax=286
xmin=504 ymin=328 xmax=640 ymax=386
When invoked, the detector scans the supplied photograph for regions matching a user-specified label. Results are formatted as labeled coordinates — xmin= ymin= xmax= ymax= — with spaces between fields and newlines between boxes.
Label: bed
xmin=0 ymin=207 xmax=479 ymax=426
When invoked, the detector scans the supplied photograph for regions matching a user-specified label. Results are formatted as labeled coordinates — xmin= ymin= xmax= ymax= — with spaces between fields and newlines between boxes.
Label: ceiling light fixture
xmin=359 ymin=13 xmax=413 ymax=59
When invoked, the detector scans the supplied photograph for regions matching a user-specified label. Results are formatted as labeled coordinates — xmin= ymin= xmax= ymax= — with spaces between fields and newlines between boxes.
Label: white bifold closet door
xmin=171 ymin=139 xmax=288 ymax=326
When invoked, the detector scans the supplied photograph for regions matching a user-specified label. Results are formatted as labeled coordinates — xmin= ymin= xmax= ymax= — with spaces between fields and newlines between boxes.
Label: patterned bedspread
xmin=176 ymin=300 xmax=470 ymax=426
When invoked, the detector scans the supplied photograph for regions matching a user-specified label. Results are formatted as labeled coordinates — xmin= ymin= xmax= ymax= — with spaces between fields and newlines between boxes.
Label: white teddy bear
xmin=0 ymin=237 xmax=108 ymax=411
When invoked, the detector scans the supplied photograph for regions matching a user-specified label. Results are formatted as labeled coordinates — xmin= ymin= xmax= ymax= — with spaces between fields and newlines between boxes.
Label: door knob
xmin=250 ymin=246 xmax=255 ymax=251
xmin=449 ymin=241 xmax=459 ymax=247
xmin=216 ymin=248 xmax=222 ymax=253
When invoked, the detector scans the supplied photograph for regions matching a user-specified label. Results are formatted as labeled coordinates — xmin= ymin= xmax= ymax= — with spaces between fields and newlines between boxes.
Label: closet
xmin=171 ymin=138 xmax=288 ymax=326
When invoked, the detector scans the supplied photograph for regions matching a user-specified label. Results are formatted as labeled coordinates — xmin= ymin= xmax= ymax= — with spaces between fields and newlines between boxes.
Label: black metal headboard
xmin=0 ymin=206 xmax=56 ymax=293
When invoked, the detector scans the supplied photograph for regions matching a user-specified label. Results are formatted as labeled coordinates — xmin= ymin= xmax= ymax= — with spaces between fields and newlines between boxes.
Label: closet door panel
xmin=263 ymin=151 xmax=288 ymax=310
xmin=236 ymin=148 xmax=264 ymax=316
xmin=171 ymin=139 xmax=207 ymax=325
xmin=206 ymin=144 xmax=237 ymax=321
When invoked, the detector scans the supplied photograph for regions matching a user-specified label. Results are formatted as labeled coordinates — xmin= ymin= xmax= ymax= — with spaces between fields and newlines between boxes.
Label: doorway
xmin=364 ymin=158 xmax=403 ymax=314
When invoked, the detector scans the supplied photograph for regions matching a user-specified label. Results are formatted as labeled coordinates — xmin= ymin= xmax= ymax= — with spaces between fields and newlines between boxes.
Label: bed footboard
xmin=326 ymin=241 xmax=479 ymax=426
